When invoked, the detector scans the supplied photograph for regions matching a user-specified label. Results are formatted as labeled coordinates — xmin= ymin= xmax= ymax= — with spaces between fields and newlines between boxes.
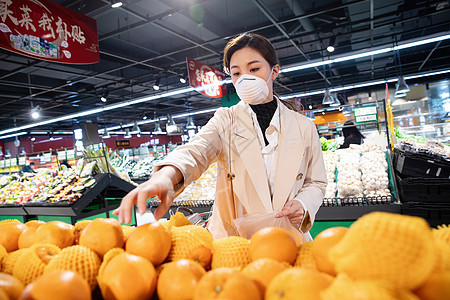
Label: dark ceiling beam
xmin=251 ymin=0 xmax=330 ymax=84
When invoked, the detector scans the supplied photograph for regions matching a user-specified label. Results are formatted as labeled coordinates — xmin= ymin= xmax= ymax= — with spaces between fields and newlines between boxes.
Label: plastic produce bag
xmin=233 ymin=211 xmax=306 ymax=245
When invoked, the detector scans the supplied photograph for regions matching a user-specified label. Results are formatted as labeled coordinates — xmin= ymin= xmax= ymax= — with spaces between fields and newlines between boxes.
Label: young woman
xmin=114 ymin=33 xmax=327 ymax=241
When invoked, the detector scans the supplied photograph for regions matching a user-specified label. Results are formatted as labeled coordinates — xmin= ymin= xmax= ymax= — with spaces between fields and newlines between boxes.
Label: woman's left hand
xmin=275 ymin=200 xmax=304 ymax=226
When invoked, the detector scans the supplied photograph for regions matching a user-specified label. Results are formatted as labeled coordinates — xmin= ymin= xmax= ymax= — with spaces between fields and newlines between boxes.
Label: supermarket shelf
xmin=0 ymin=205 xmax=27 ymax=216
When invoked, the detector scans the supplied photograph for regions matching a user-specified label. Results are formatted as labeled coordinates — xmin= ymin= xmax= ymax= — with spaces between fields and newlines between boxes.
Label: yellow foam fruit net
xmin=433 ymin=239 xmax=450 ymax=272
xmin=13 ymin=243 xmax=61 ymax=285
xmin=0 ymin=219 xmax=22 ymax=225
xmin=329 ymin=212 xmax=436 ymax=290
xmin=294 ymin=241 xmax=317 ymax=270
xmin=98 ymin=247 xmax=125 ymax=278
xmin=121 ymin=225 xmax=136 ymax=241
xmin=433 ymin=224 xmax=450 ymax=245
xmin=321 ymin=274 xmax=419 ymax=300
xmin=0 ymin=244 xmax=7 ymax=267
xmin=211 ymin=236 xmax=250 ymax=269
xmin=168 ymin=225 xmax=213 ymax=261
xmin=168 ymin=212 xmax=192 ymax=228
xmin=1 ymin=249 xmax=27 ymax=275
xmin=44 ymin=245 xmax=101 ymax=290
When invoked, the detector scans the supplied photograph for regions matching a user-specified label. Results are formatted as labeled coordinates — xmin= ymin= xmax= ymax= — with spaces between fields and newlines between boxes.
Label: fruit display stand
xmin=22 ymin=173 xmax=136 ymax=224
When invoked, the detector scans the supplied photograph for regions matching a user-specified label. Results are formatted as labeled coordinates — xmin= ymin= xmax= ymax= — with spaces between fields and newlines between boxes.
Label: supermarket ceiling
xmin=1 ymin=0 xmax=450 ymax=135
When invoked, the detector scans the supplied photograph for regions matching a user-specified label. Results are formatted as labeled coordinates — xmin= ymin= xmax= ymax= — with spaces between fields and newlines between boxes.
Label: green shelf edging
xmin=0 ymin=216 xmax=26 ymax=222
xmin=310 ymin=221 xmax=354 ymax=239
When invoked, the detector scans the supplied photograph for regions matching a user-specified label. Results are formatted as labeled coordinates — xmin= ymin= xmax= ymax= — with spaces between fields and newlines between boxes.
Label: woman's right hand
xmin=112 ymin=166 xmax=182 ymax=224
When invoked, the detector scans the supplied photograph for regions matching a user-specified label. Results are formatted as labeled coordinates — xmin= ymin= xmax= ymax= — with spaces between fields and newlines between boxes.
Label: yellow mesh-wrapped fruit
xmin=0 ymin=219 xmax=22 ymax=225
xmin=433 ymin=224 xmax=450 ymax=246
xmin=121 ymin=225 xmax=136 ymax=242
xmin=0 ymin=244 xmax=7 ymax=266
xmin=1 ymin=249 xmax=27 ymax=275
xmin=168 ymin=212 xmax=192 ymax=228
xmin=13 ymin=243 xmax=61 ymax=285
xmin=159 ymin=220 xmax=171 ymax=232
xmin=44 ymin=245 xmax=101 ymax=290
xmin=433 ymin=239 xmax=450 ymax=271
xmin=329 ymin=212 xmax=436 ymax=290
xmin=211 ymin=236 xmax=250 ymax=269
xmin=321 ymin=274 xmax=419 ymax=300
xmin=294 ymin=241 xmax=317 ymax=270
xmin=168 ymin=225 xmax=213 ymax=262
xmin=98 ymin=247 xmax=125 ymax=278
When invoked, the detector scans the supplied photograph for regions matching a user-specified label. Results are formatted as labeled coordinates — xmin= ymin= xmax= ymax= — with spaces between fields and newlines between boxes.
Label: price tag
xmin=10 ymin=158 xmax=17 ymax=167
xmin=5 ymin=159 xmax=11 ymax=167
xmin=67 ymin=149 xmax=75 ymax=159
xmin=0 ymin=160 xmax=4 ymax=168
xmin=57 ymin=150 xmax=67 ymax=161
xmin=18 ymin=156 xmax=26 ymax=165
xmin=43 ymin=152 xmax=52 ymax=162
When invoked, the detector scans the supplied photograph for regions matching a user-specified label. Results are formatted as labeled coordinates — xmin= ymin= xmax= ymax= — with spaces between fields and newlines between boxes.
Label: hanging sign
xmin=0 ymin=0 xmax=99 ymax=64
xmin=116 ymin=140 xmax=130 ymax=147
xmin=186 ymin=57 xmax=227 ymax=98
xmin=354 ymin=105 xmax=378 ymax=124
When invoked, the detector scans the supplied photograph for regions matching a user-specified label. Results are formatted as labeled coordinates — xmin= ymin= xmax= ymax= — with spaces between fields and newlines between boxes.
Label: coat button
xmin=296 ymin=173 xmax=303 ymax=181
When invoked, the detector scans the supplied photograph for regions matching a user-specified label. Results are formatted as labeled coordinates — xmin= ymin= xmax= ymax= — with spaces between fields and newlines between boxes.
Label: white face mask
xmin=234 ymin=68 xmax=273 ymax=105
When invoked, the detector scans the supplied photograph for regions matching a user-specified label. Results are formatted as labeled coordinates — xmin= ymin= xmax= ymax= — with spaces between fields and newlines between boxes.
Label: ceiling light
xmin=111 ymin=0 xmax=123 ymax=8
xmin=124 ymin=128 xmax=132 ymax=138
xmin=31 ymin=105 xmax=41 ymax=119
xmin=153 ymin=78 xmax=161 ymax=91
xmin=132 ymin=121 xmax=141 ymax=133
xmin=322 ymin=89 xmax=334 ymax=105
xmin=327 ymin=36 xmax=336 ymax=53
xmin=395 ymin=76 xmax=410 ymax=94
xmin=153 ymin=122 xmax=164 ymax=134
xmin=136 ymin=133 xmax=141 ymax=137
xmin=103 ymin=129 xmax=111 ymax=139
xmin=395 ymin=91 xmax=407 ymax=98
xmin=180 ymin=76 xmax=187 ymax=84
xmin=306 ymin=111 xmax=316 ymax=120
xmin=309 ymin=105 xmax=313 ymax=109
xmin=31 ymin=111 xmax=39 ymax=119
xmin=329 ymin=94 xmax=341 ymax=106
xmin=101 ymin=90 xmax=109 ymax=102
xmin=142 ymin=114 xmax=148 ymax=120
xmin=30 ymin=135 xmax=36 ymax=141
xmin=186 ymin=116 xmax=196 ymax=129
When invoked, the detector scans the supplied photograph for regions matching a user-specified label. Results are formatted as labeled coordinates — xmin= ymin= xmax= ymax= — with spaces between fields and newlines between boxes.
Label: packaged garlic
xmin=336 ymin=149 xmax=364 ymax=197
xmin=360 ymin=150 xmax=390 ymax=196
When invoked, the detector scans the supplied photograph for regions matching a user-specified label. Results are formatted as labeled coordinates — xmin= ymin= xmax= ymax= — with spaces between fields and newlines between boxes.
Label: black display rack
xmin=0 ymin=173 xmax=136 ymax=224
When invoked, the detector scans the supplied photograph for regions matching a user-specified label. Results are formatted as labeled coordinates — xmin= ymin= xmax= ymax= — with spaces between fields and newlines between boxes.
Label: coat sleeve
xmin=153 ymin=108 xmax=230 ymax=195
xmin=293 ymin=120 xmax=328 ymax=233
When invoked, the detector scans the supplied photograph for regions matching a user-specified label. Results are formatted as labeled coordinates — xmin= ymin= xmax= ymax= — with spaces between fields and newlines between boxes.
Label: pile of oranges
xmin=0 ymin=211 xmax=449 ymax=300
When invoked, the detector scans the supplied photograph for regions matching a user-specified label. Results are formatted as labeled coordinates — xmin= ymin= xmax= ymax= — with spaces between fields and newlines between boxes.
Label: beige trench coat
xmin=154 ymin=99 xmax=327 ymax=240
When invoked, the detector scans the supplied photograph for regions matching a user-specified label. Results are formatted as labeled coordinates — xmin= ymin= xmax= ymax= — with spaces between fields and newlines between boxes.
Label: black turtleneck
xmin=250 ymin=98 xmax=278 ymax=146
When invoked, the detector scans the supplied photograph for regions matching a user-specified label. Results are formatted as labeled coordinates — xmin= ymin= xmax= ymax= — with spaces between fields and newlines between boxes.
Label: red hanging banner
xmin=0 ymin=0 xmax=99 ymax=64
xmin=186 ymin=57 xmax=227 ymax=98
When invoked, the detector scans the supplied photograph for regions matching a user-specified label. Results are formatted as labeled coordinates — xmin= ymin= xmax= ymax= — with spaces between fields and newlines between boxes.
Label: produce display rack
xmin=0 ymin=173 xmax=135 ymax=224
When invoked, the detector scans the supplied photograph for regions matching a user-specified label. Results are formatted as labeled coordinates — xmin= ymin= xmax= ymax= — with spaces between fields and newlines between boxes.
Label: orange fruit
xmin=294 ymin=241 xmax=317 ymax=269
xmin=32 ymin=221 xmax=74 ymax=249
xmin=329 ymin=212 xmax=436 ymax=290
xmin=187 ymin=245 xmax=212 ymax=269
xmin=0 ymin=272 xmax=25 ymax=300
xmin=0 ymin=245 xmax=7 ymax=265
xmin=79 ymin=218 xmax=124 ymax=258
xmin=414 ymin=270 xmax=450 ymax=300
xmin=13 ymin=243 xmax=61 ymax=285
xmin=266 ymin=267 xmax=332 ymax=300
xmin=97 ymin=252 xmax=156 ymax=300
xmin=311 ymin=227 xmax=348 ymax=276
xmin=433 ymin=224 xmax=450 ymax=246
xmin=433 ymin=239 xmax=450 ymax=271
xmin=2 ymin=250 xmax=27 ymax=275
xmin=72 ymin=220 xmax=92 ymax=245
xmin=168 ymin=225 xmax=213 ymax=263
xmin=98 ymin=248 xmax=125 ymax=279
xmin=241 ymin=258 xmax=288 ymax=295
xmin=249 ymin=227 xmax=298 ymax=265
xmin=157 ymin=259 xmax=206 ymax=300
xmin=125 ymin=222 xmax=171 ymax=266
xmin=44 ymin=245 xmax=101 ymax=290
xmin=0 ymin=223 xmax=27 ymax=252
xmin=193 ymin=267 xmax=261 ymax=300
xmin=0 ymin=289 xmax=7 ymax=300
xmin=18 ymin=270 xmax=91 ymax=300
xmin=18 ymin=222 xmax=45 ymax=250
xmin=211 ymin=236 xmax=250 ymax=269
